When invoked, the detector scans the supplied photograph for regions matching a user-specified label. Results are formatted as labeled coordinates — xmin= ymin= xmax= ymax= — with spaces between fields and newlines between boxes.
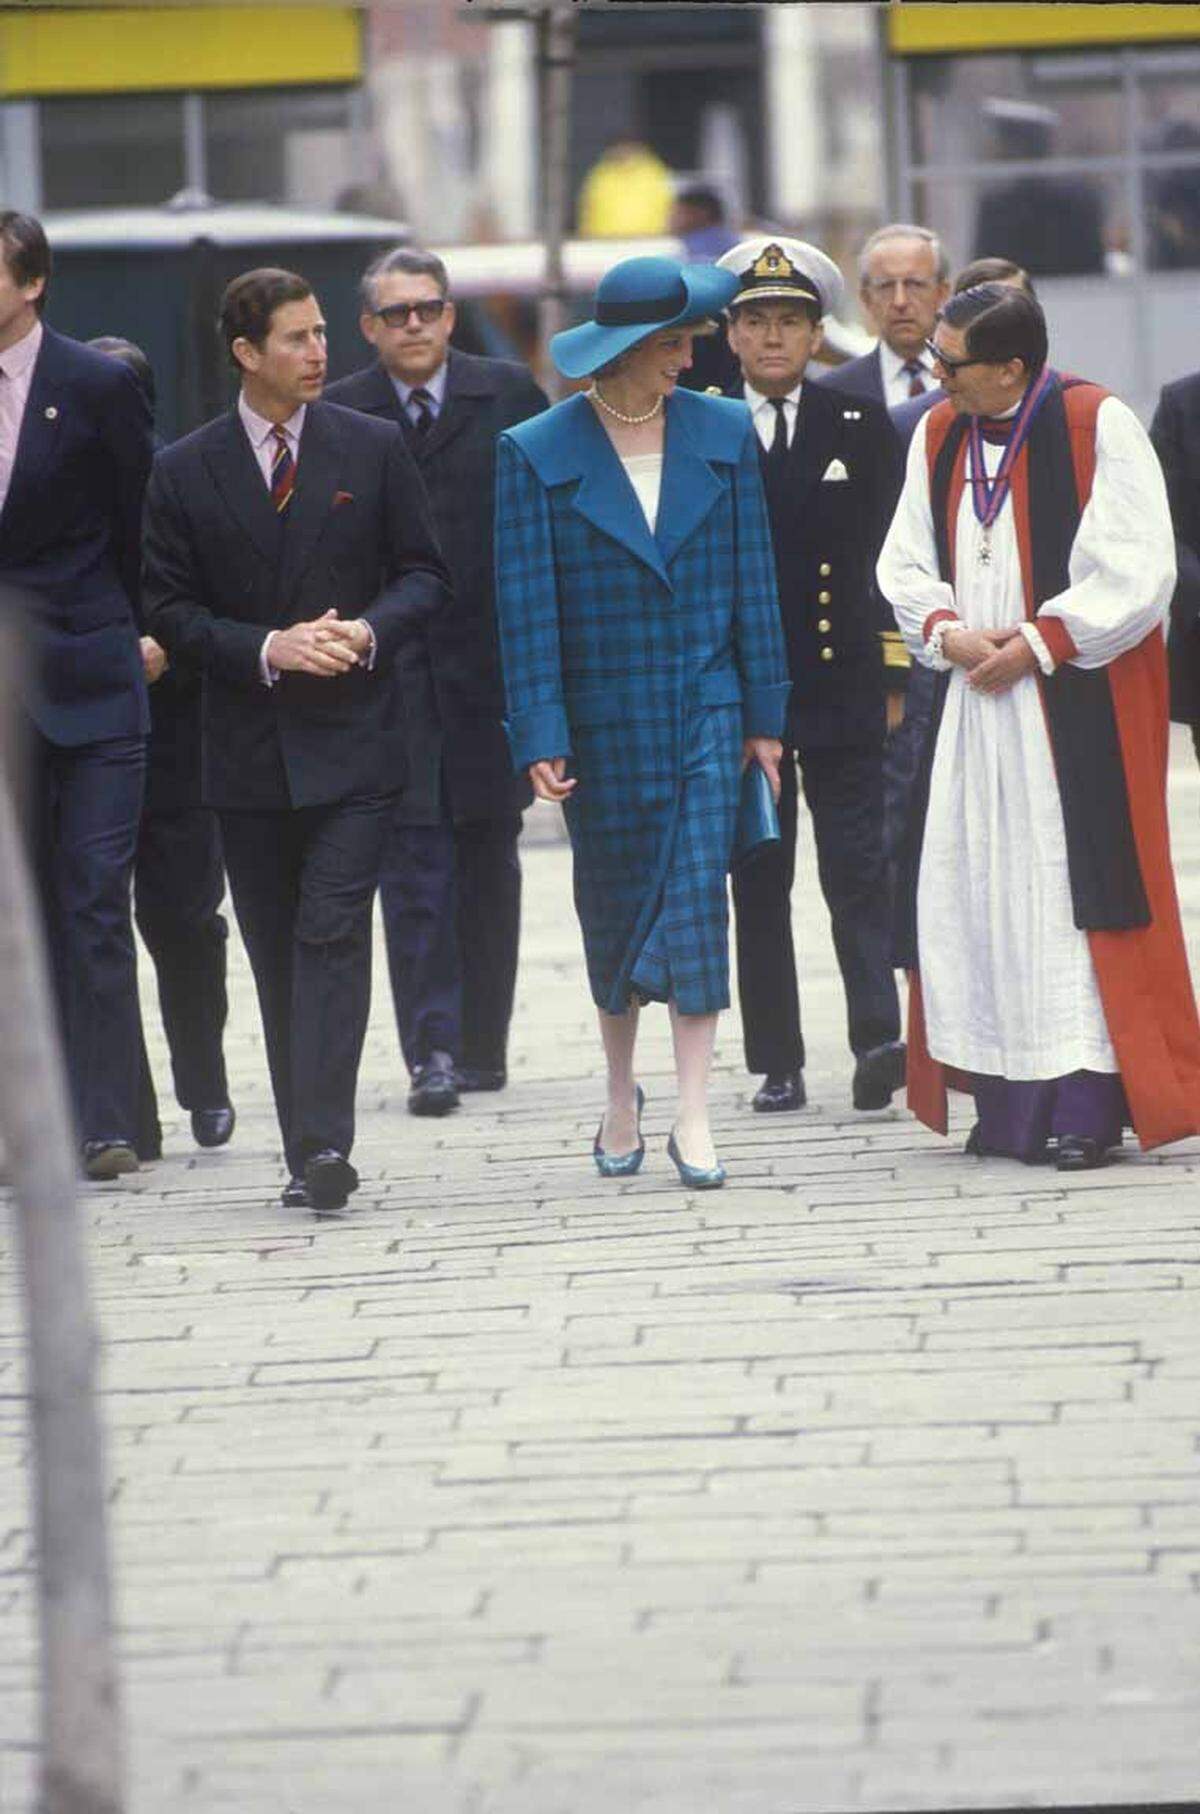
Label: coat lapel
xmin=277 ymin=401 xmax=344 ymax=603
xmin=202 ymin=410 xmax=282 ymax=568
xmin=0 ymin=327 xmax=66 ymax=538
xmin=419 ymin=352 xmax=480 ymax=463
xmin=568 ymin=399 xmax=670 ymax=587
xmin=654 ymin=392 xmax=726 ymax=572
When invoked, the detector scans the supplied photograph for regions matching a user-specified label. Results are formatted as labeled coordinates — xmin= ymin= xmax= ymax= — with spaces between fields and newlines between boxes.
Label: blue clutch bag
xmin=733 ymin=761 xmax=780 ymax=867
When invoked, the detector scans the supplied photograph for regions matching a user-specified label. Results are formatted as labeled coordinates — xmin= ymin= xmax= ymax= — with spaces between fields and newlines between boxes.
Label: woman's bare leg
xmin=669 ymin=1004 xmax=718 ymax=1168
xmin=597 ymin=1001 xmax=640 ymax=1154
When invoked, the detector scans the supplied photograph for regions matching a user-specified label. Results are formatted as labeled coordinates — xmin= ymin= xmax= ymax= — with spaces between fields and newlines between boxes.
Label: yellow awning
xmin=0 ymin=7 xmax=361 ymax=96
xmin=889 ymin=4 xmax=1200 ymax=57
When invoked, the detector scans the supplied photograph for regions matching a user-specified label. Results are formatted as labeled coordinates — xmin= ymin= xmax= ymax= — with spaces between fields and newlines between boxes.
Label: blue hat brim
xmin=550 ymin=263 xmax=738 ymax=380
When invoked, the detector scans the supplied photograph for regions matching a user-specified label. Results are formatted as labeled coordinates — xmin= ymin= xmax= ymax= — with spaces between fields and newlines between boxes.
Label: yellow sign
xmin=0 ymin=6 xmax=361 ymax=96
xmin=889 ymin=4 xmax=1200 ymax=57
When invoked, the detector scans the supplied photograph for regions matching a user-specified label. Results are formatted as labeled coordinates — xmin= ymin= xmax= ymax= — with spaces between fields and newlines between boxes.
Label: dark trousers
xmin=134 ymin=807 xmax=230 ymax=1150
xmin=883 ymin=663 xmax=937 ymax=865
xmin=219 ymin=795 xmax=393 ymax=1177
xmin=379 ymin=811 xmax=522 ymax=1075
xmin=733 ymin=741 xmax=900 ymax=1076
xmin=22 ymin=728 xmax=146 ymax=1144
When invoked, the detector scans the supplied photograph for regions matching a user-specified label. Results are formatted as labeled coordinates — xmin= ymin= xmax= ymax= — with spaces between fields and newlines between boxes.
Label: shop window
xmin=204 ymin=85 xmax=355 ymax=207
xmin=40 ymin=92 xmax=185 ymax=209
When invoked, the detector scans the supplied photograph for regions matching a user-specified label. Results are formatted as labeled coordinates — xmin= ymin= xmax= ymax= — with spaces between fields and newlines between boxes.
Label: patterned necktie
xmin=767 ymin=397 xmax=789 ymax=468
xmin=903 ymin=360 xmax=927 ymax=399
xmin=270 ymin=425 xmax=295 ymax=514
xmin=409 ymin=387 xmax=434 ymax=437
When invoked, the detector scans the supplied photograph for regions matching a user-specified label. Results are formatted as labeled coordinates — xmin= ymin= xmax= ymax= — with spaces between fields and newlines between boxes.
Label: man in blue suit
xmin=815 ymin=223 xmax=949 ymax=412
xmin=0 ymin=212 xmax=154 ymax=1180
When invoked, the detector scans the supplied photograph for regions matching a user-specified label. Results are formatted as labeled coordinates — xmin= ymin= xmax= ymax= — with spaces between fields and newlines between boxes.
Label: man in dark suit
xmin=815 ymin=223 xmax=949 ymax=412
xmin=0 ymin=212 xmax=154 ymax=1180
xmin=1150 ymin=369 xmax=1200 ymax=766
xmin=716 ymin=236 xmax=905 ymax=1112
xmin=143 ymin=267 xmax=448 ymax=1213
xmin=89 ymin=335 xmax=235 ymax=1162
xmin=326 ymin=249 xmax=547 ymax=1113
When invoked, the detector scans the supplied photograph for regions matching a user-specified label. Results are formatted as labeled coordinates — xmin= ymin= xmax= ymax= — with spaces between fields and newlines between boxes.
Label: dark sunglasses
xmin=925 ymin=337 xmax=988 ymax=375
xmin=374 ymin=299 xmax=447 ymax=326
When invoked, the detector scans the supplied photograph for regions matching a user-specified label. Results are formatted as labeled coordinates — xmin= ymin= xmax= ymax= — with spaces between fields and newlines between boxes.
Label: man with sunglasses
xmin=879 ymin=282 xmax=1200 ymax=1171
xmin=327 ymin=250 xmax=547 ymax=1116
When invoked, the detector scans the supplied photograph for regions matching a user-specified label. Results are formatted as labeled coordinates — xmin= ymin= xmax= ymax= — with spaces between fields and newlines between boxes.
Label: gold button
xmin=818 ymin=590 xmax=832 ymax=605
xmin=821 ymin=646 xmax=834 ymax=662
xmin=819 ymin=562 xmax=832 ymax=577
xmin=817 ymin=617 xmax=831 ymax=633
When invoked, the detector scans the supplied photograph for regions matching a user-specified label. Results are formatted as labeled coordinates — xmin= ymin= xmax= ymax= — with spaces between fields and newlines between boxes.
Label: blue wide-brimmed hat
xmin=550 ymin=255 xmax=739 ymax=380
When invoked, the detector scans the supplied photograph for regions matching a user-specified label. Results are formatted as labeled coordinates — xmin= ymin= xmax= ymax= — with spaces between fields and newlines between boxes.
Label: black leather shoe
xmin=1056 ymin=1134 xmax=1108 ymax=1172
xmin=408 ymin=1051 xmax=460 ymax=1117
xmin=456 ymin=1066 xmax=507 ymax=1093
xmin=966 ymin=1123 xmax=1057 ymax=1165
xmin=192 ymin=1104 xmax=235 ymax=1148
xmin=852 ymin=1040 xmax=907 ymax=1111
xmin=280 ymin=1175 xmax=310 ymax=1210
xmin=82 ymin=1140 xmax=139 ymax=1181
xmin=304 ymin=1149 xmax=359 ymax=1214
xmin=752 ymin=1071 xmax=805 ymax=1112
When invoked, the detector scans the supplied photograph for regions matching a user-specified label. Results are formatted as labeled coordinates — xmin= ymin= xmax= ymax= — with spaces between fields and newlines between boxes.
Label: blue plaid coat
xmin=495 ymin=387 xmax=789 ymax=1014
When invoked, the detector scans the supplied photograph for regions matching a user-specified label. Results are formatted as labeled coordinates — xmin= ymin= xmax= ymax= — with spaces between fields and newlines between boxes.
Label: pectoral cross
xmin=978 ymin=532 xmax=993 ymax=566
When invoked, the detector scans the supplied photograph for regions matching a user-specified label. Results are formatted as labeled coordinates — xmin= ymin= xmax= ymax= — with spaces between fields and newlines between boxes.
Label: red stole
xmin=907 ymin=386 xmax=1200 ymax=1151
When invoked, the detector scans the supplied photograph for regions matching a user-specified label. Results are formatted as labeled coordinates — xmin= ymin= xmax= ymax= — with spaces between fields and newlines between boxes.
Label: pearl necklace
xmin=588 ymin=383 xmax=663 ymax=425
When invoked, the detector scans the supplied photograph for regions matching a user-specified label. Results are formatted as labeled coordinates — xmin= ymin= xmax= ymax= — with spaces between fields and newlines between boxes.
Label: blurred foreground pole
xmin=535 ymin=1 xmax=575 ymax=399
xmin=0 ymin=646 xmax=123 ymax=1814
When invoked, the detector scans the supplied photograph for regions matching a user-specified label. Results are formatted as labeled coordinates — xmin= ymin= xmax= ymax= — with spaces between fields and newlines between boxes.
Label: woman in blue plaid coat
xmin=495 ymin=257 xmax=789 ymax=1189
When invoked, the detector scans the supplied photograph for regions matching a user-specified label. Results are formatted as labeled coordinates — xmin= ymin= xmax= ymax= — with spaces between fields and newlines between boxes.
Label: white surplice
xmin=877 ymin=395 xmax=1175 ymax=1080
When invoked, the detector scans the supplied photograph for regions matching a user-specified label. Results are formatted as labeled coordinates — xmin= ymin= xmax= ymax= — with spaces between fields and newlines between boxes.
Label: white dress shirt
xmin=743 ymin=379 xmax=802 ymax=452
xmin=0 ymin=317 xmax=43 ymax=516
xmin=879 ymin=341 xmax=936 ymax=411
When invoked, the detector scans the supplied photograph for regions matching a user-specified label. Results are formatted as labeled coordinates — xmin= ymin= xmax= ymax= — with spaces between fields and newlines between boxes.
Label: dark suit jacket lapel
xmin=202 ymin=410 xmax=282 ymax=568
xmin=792 ymin=384 xmax=836 ymax=494
xmin=277 ymin=401 xmax=344 ymax=603
xmin=0 ymin=327 xmax=66 ymax=539
xmin=421 ymin=351 xmax=491 ymax=462
xmin=354 ymin=363 xmax=406 ymax=427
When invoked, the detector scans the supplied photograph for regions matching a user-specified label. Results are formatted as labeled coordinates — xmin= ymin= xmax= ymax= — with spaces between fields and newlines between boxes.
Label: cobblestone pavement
xmin=4 ymin=737 xmax=1200 ymax=1814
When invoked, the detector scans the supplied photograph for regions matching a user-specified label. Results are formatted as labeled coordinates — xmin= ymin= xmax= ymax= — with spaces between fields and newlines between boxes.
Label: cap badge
xmin=751 ymin=243 xmax=795 ymax=282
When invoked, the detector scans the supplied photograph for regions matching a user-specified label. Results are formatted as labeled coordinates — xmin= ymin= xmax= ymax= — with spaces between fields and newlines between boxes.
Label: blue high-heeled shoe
xmin=594 ymin=1085 xmax=645 ymax=1177
xmin=666 ymin=1127 xmax=726 ymax=1190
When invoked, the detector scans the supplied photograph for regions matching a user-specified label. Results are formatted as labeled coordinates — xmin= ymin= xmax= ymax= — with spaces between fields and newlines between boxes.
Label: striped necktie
xmin=270 ymin=425 xmax=295 ymax=514
xmin=902 ymin=360 xmax=927 ymax=399
xmin=409 ymin=387 xmax=434 ymax=437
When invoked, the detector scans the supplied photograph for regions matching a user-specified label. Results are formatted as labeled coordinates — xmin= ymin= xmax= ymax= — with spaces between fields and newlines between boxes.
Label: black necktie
xmin=409 ymin=387 xmax=434 ymax=437
xmin=767 ymin=398 xmax=789 ymax=468
xmin=903 ymin=360 xmax=927 ymax=399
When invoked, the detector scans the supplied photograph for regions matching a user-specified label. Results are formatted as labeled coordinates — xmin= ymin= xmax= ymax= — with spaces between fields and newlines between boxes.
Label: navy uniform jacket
xmin=732 ymin=380 xmax=904 ymax=748
xmin=1149 ymin=371 xmax=1200 ymax=727
xmin=142 ymin=399 xmax=449 ymax=811
xmin=813 ymin=344 xmax=886 ymax=408
xmin=0 ymin=325 xmax=154 ymax=747
xmin=326 ymin=348 xmax=547 ymax=822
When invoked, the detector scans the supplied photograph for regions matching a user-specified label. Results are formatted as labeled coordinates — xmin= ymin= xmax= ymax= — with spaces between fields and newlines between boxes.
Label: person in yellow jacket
xmin=578 ymin=139 xmax=674 ymax=239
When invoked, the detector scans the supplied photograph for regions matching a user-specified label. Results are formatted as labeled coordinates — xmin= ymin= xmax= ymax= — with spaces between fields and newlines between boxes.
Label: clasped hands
xmin=945 ymin=623 xmax=1038 ymax=695
xmin=529 ymin=736 xmax=783 ymax=805
xmin=269 ymin=609 xmax=372 ymax=678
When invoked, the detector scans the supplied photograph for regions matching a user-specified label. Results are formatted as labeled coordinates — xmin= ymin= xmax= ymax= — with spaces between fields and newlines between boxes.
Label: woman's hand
xmin=743 ymin=736 xmax=783 ymax=802
xmin=529 ymin=757 xmax=577 ymax=803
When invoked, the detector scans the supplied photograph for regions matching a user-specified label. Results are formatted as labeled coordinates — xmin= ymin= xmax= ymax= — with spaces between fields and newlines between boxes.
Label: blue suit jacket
xmin=0 ymin=325 xmax=154 ymax=746
xmin=813 ymin=345 xmax=886 ymax=407
xmin=494 ymin=386 xmax=789 ymax=1011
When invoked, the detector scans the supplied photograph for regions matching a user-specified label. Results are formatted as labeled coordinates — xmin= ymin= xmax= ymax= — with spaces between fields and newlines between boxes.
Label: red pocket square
xmin=333 ymin=490 xmax=354 ymax=507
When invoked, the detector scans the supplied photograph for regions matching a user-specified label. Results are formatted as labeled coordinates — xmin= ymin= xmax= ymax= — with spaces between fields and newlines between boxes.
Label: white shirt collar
xmin=743 ymin=378 xmax=803 ymax=415
xmin=237 ymin=390 xmax=305 ymax=449
xmin=393 ymin=358 xmax=449 ymax=411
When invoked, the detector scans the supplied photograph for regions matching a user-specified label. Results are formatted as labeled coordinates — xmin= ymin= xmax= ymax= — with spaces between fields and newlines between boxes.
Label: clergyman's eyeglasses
xmin=926 ymin=338 xmax=988 ymax=375
xmin=374 ymin=299 xmax=447 ymax=326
